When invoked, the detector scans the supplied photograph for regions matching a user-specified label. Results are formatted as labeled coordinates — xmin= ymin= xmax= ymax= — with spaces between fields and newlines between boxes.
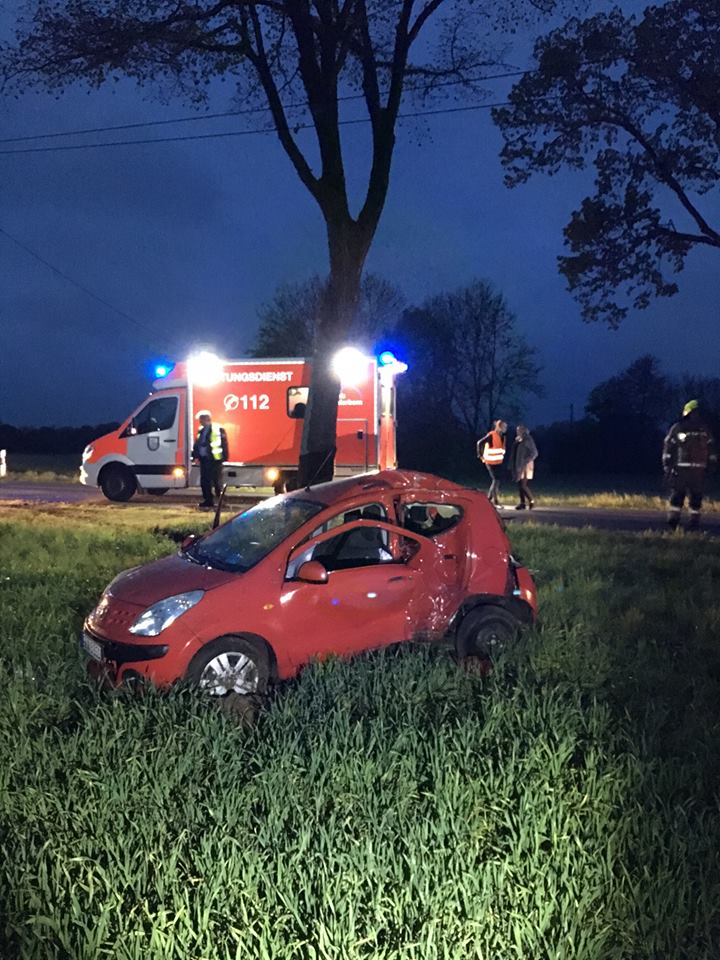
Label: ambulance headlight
xmin=129 ymin=591 xmax=205 ymax=637
xmin=332 ymin=347 xmax=368 ymax=386
xmin=82 ymin=445 xmax=94 ymax=463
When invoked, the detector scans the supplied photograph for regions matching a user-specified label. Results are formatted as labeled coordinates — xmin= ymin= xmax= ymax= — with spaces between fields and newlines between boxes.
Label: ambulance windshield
xmin=186 ymin=498 xmax=324 ymax=573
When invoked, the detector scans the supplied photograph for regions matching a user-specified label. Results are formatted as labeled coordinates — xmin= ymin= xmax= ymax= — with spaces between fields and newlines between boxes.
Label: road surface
xmin=1 ymin=480 xmax=718 ymax=535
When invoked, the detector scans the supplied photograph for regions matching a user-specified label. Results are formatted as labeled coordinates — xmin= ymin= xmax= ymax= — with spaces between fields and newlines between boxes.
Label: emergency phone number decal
xmin=224 ymin=393 xmax=270 ymax=412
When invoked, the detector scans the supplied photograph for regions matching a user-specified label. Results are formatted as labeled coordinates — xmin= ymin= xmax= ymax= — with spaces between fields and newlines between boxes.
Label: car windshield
xmin=186 ymin=497 xmax=324 ymax=573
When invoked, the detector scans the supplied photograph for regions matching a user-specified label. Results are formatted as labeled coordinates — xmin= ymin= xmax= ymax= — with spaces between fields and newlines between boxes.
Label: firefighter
xmin=477 ymin=419 xmax=507 ymax=506
xmin=662 ymin=400 xmax=716 ymax=531
xmin=192 ymin=410 xmax=229 ymax=509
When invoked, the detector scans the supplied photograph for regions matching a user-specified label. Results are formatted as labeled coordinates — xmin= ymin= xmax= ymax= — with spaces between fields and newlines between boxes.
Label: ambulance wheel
xmin=456 ymin=606 xmax=519 ymax=661
xmin=99 ymin=464 xmax=137 ymax=502
xmin=148 ymin=488 xmax=169 ymax=496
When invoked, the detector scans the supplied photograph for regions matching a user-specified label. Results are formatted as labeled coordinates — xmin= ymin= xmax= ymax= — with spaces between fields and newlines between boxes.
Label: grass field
xmin=1 ymin=453 xmax=78 ymax=482
xmin=1 ymin=505 xmax=720 ymax=958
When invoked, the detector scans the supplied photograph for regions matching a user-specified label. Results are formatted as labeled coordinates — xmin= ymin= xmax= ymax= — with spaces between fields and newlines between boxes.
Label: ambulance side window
xmin=122 ymin=397 xmax=178 ymax=437
xmin=287 ymin=387 xmax=309 ymax=419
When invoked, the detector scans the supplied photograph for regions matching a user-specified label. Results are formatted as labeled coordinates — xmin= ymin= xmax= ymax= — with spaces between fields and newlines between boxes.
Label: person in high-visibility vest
xmin=663 ymin=399 xmax=716 ymax=530
xmin=192 ymin=410 xmax=229 ymax=509
xmin=477 ymin=419 xmax=507 ymax=506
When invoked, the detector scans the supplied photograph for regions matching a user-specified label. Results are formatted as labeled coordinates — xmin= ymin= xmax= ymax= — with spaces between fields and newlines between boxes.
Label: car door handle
xmin=163 ymin=439 xmax=176 ymax=444
xmin=443 ymin=553 xmax=456 ymax=560
xmin=388 ymin=575 xmax=408 ymax=582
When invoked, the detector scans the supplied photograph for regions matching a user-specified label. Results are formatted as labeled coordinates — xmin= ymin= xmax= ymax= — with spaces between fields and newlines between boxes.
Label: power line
xmin=0 ymin=99 xmax=528 ymax=156
xmin=0 ymin=69 xmax=529 ymax=146
xmin=0 ymin=223 xmax=182 ymax=353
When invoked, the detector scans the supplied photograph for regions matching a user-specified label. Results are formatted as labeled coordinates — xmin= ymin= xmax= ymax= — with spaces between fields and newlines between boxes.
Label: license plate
xmin=82 ymin=633 xmax=103 ymax=661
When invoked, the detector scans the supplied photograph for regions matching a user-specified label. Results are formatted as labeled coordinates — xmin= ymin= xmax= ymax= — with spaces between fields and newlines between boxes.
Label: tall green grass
xmin=1 ymin=511 xmax=719 ymax=958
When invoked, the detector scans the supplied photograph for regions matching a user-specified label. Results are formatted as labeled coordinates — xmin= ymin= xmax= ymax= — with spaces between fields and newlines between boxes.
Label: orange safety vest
xmin=481 ymin=429 xmax=505 ymax=465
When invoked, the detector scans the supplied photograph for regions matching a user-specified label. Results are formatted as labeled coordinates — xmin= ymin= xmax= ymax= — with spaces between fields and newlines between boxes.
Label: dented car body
xmin=82 ymin=470 xmax=537 ymax=695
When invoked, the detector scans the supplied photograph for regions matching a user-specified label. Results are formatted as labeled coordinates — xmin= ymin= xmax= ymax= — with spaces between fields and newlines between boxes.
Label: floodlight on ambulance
xmin=332 ymin=347 xmax=368 ymax=387
xmin=187 ymin=351 xmax=224 ymax=387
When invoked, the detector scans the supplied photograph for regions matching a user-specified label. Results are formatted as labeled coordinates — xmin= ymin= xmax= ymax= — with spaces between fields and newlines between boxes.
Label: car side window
xmin=402 ymin=502 xmax=463 ymax=537
xmin=287 ymin=522 xmax=409 ymax=579
xmin=122 ymin=397 xmax=178 ymax=437
xmin=309 ymin=502 xmax=387 ymax=539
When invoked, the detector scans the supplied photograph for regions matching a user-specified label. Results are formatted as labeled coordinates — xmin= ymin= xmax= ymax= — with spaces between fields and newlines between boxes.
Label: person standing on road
xmin=192 ymin=410 xmax=229 ymax=510
xmin=477 ymin=420 xmax=507 ymax=507
xmin=509 ymin=424 xmax=538 ymax=510
xmin=662 ymin=400 xmax=716 ymax=531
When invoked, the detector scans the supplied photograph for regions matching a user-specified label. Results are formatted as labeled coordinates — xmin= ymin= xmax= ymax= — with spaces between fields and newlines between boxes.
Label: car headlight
xmin=129 ymin=590 xmax=204 ymax=637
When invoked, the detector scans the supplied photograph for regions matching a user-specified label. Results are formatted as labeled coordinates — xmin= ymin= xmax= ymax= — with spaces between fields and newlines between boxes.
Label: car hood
xmin=107 ymin=553 xmax=237 ymax=606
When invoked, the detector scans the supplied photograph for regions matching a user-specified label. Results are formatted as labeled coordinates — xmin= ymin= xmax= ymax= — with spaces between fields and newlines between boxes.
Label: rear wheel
xmin=187 ymin=635 xmax=270 ymax=697
xmin=456 ymin=606 xmax=519 ymax=661
xmin=99 ymin=464 xmax=137 ymax=502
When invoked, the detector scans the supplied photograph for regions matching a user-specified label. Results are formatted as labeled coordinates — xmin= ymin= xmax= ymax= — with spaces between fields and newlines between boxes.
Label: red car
xmin=82 ymin=470 xmax=537 ymax=696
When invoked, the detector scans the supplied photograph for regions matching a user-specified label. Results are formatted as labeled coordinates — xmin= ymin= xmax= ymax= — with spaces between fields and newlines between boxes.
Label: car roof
xmin=286 ymin=469 xmax=468 ymax=509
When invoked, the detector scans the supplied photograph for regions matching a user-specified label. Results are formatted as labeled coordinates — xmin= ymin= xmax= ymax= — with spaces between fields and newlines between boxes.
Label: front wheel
xmin=99 ymin=464 xmax=137 ymax=502
xmin=456 ymin=606 xmax=519 ymax=661
xmin=187 ymin=635 xmax=270 ymax=697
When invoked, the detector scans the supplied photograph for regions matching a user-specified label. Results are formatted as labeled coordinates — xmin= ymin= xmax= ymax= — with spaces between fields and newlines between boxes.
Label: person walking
xmin=192 ymin=410 xmax=229 ymax=509
xmin=662 ymin=399 xmax=716 ymax=531
xmin=509 ymin=424 xmax=538 ymax=510
xmin=477 ymin=419 xmax=507 ymax=506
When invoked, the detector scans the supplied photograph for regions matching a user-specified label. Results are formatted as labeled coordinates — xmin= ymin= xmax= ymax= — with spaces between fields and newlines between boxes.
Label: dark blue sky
xmin=1 ymin=1 xmax=718 ymax=429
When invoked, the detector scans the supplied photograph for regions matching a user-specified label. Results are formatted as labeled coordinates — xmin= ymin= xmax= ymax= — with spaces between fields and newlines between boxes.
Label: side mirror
xmin=296 ymin=560 xmax=329 ymax=584
xmin=181 ymin=534 xmax=198 ymax=551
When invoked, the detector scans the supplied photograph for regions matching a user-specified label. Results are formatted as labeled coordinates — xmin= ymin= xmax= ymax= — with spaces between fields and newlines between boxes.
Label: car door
xmin=279 ymin=520 xmax=432 ymax=669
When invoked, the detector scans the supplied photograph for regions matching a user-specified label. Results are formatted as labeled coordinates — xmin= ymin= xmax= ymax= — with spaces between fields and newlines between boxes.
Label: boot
xmin=688 ymin=512 xmax=701 ymax=531
xmin=667 ymin=512 xmax=680 ymax=531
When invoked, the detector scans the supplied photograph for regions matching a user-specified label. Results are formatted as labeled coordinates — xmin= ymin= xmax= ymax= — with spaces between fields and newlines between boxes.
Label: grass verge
xmin=0 ymin=506 xmax=719 ymax=958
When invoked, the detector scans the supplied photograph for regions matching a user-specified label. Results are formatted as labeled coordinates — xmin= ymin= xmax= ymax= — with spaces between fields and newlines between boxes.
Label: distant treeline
xmin=0 ymin=423 xmax=119 ymax=456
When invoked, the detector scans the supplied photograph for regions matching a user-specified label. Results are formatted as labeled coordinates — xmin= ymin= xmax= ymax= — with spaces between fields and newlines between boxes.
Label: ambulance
xmin=80 ymin=348 xmax=408 ymax=501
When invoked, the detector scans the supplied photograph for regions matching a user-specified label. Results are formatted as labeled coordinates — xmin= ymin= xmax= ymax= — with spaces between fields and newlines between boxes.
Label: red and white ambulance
xmin=80 ymin=349 xmax=408 ymax=501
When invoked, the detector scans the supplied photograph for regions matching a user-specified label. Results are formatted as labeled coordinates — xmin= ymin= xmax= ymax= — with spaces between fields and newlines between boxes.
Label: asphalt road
xmin=2 ymin=480 xmax=718 ymax=535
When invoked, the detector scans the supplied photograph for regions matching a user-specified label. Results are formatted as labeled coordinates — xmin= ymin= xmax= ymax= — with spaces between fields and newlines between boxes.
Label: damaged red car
xmin=82 ymin=470 xmax=537 ymax=696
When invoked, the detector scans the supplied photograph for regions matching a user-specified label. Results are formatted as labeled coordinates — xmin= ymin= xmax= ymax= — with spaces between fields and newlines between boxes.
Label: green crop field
xmin=1 ymin=504 xmax=719 ymax=959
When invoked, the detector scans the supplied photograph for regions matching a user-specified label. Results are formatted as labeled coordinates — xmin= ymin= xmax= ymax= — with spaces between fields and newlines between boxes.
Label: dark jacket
xmin=662 ymin=410 xmax=716 ymax=472
xmin=508 ymin=434 xmax=538 ymax=481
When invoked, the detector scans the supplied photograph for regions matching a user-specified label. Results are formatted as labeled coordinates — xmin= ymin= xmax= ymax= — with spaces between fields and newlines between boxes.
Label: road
xmin=2 ymin=480 xmax=718 ymax=535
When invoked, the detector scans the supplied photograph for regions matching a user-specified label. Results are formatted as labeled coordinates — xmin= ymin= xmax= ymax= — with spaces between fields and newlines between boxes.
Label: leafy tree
xmin=2 ymin=0 xmax=564 ymax=484
xmin=493 ymin=1 xmax=720 ymax=327
xmin=394 ymin=279 xmax=542 ymax=471
xmin=586 ymin=354 xmax=674 ymax=430
xmin=252 ymin=274 xmax=403 ymax=357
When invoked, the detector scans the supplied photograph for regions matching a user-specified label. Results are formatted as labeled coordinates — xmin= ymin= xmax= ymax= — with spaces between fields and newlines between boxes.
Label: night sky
xmin=1 ymin=1 xmax=718 ymax=430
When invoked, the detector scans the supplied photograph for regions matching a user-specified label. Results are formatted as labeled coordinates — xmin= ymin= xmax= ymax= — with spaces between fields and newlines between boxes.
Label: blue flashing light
xmin=154 ymin=362 xmax=175 ymax=379
xmin=378 ymin=351 xmax=396 ymax=366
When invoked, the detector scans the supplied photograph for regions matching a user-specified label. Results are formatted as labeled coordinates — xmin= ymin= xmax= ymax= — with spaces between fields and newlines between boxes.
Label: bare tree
xmin=3 ymin=0 xmax=562 ymax=482
xmin=252 ymin=273 xmax=404 ymax=358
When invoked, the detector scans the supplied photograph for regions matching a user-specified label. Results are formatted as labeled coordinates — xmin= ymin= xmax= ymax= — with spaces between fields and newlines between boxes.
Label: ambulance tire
xmin=99 ymin=464 xmax=137 ymax=502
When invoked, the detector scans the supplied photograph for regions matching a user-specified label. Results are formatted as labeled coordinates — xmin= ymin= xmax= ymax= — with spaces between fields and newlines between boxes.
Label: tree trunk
xmin=298 ymin=218 xmax=368 ymax=487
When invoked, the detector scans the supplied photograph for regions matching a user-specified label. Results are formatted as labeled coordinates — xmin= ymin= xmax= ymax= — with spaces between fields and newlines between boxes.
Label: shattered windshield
xmin=187 ymin=497 xmax=324 ymax=573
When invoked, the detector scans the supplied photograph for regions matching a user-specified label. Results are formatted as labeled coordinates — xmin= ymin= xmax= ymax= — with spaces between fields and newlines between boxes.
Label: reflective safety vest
xmin=196 ymin=424 xmax=225 ymax=461
xmin=482 ymin=429 xmax=505 ymax=465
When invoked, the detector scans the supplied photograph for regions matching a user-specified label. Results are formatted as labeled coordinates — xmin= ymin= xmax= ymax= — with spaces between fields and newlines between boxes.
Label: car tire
xmin=147 ymin=487 xmax=169 ymax=496
xmin=187 ymin=635 xmax=270 ymax=698
xmin=456 ymin=606 xmax=519 ymax=661
xmin=99 ymin=464 xmax=137 ymax=502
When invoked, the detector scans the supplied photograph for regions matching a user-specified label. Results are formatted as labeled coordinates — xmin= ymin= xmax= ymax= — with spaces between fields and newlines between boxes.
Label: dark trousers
xmin=200 ymin=459 xmax=223 ymax=505
xmin=517 ymin=478 xmax=533 ymax=505
xmin=485 ymin=464 xmax=500 ymax=504
xmin=669 ymin=467 xmax=705 ymax=517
